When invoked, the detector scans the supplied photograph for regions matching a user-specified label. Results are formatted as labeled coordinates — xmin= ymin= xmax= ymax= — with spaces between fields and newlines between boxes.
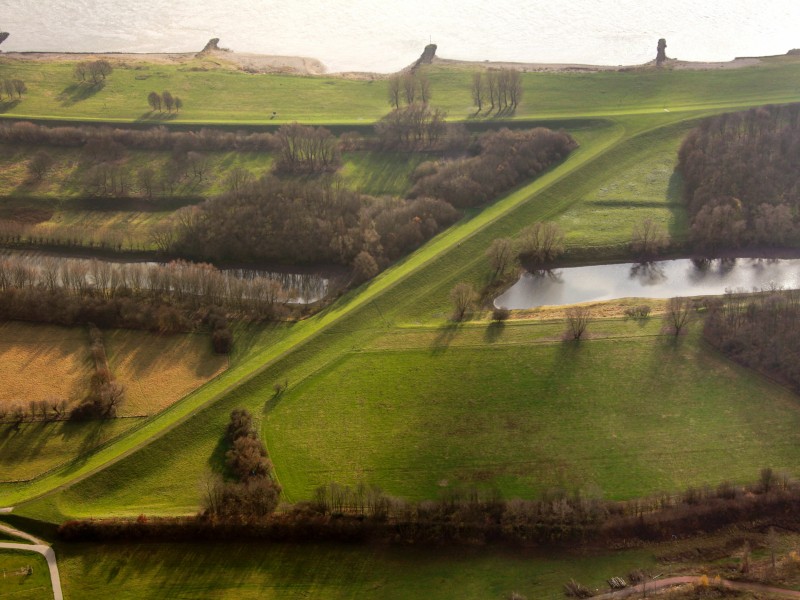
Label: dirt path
xmin=593 ymin=575 xmax=800 ymax=599
xmin=0 ymin=520 xmax=63 ymax=600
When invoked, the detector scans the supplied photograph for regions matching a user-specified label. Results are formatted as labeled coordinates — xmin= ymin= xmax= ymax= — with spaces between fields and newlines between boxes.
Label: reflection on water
xmin=0 ymin=250 xmax=328 ymax=304
xmin=495 ymin=258 xmax=800 ymax=309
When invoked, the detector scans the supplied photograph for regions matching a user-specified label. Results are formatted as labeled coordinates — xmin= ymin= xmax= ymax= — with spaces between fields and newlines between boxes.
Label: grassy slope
xmin=0 ymin=56 xmax=798 ymax=124
xmin=4 ymin=61 xmax=800 ymax=519
xmin=56 ymin=541 xmax=653 ymax=600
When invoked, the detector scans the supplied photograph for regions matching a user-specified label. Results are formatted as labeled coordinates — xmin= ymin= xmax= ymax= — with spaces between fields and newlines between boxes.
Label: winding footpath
xmin=0 ymin=513 xmax=63 ymax=600
xmin=593 ymin=575 xmax=800 ymax=599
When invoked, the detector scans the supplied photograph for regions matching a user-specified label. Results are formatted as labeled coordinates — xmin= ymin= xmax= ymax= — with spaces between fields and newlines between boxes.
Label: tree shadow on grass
xmin=58 ymin=82 xmax=105 ymax=107
xmin=0 ymin=99 xmax=20 ymax=113
xmin=484 ymin=320 xmax=505 ymax=343
xmin=430 ymin=321 xmax=461 ymax=355
xmin=135 ymin=111 xmax=178 ymax=122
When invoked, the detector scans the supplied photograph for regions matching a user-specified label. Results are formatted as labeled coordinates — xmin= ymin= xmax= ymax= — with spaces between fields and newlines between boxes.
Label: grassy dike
xmin=0 ymin=55 xmax=799 ymax=124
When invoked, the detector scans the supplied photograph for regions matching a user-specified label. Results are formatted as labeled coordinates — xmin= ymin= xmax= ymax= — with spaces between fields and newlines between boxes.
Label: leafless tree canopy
xmin=664 ymin=296 xmax=691 ymax=336
xmin=565 ymin=306 xmax=591 ymax=340
xmin=518 ymin=222 xmax=565 ymax=266
xmin=678 ymin=104 xmax=800 ymax=253
xmin=486 ymin=237 xmax=515 ymax=278
xmin=450 ymin=282 xmax=477 ymax=321
xmin=631 ymin=217 xmax=668 ymax=258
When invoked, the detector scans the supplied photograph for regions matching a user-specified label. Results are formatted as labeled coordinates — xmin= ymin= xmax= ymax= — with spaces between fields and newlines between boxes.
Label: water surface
xmin=495 ymin=258 xmax=800 ymax=309
xmin=3 ymin=1 xmax=799 ymax=72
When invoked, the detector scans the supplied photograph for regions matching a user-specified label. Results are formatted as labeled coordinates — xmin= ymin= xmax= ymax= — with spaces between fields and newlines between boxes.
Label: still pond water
xmin=495 ymin=258 xmax=800 ymax=309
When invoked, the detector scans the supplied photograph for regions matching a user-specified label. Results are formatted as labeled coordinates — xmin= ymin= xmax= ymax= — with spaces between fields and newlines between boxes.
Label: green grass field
xmin=54 ymin=541 xmax=654 ymax=599
xmin=2 ymin=55 xmax=800 ymax=124
xmin=1 ymin=56 xmax=799 ymax=541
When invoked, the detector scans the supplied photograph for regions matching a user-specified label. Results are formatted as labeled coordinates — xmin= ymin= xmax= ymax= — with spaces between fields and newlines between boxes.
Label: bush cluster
xmin=410 ymin=127 xmax=577 ymax=208
xmin=173 ymin=177 xmax=459 ymax=268
xmin=200 ymin=409 xmax=282 ymax=522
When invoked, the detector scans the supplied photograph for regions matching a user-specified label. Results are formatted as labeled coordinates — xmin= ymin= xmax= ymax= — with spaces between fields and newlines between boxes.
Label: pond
xmin=495 ymin=258 xmax=800 ymax=309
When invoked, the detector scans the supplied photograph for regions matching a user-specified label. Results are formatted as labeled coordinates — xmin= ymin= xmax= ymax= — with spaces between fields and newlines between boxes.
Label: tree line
xmin=58 ymin=469 xmax=800 ymax=547
xmin=147 ymin=90 xmax=183 ymax=113
xmin=678 ymin=103 xmax=800 ymax=252
xmin=0 ymin=120 xmax=280 ymax=153
xmin=73 ymin=60 xmax=113 ymax=85
xmin=387 ymin=71 xmax=432 ymax=108
xmin=0 ymin=255 xmax=294 ymax=320
xmin=471 ymin=69 xmax=523 ymax=114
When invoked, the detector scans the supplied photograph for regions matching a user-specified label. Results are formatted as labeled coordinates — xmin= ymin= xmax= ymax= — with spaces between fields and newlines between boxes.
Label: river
xmin=2 ymin=1 xmax=799 ymax=73
xmin=495 ymin=258 xmax=800 ymax=309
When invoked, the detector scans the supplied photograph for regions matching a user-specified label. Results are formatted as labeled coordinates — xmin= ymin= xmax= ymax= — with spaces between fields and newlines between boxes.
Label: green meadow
xmin=0 ymin=53 xmax=799 ymax=599
xmin=1 ymin=55 xmax=800 ymax=123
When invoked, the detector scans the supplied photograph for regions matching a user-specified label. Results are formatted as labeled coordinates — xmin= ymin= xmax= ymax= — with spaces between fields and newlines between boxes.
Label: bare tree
xmin=565 ymin=306 xmax=591 ymax=340
xmin=10 ymin=79 xmax=26 ymax=99
xmin=508 ymin=69 xmax=522 ymax=110
xmin=418 ymin=73 xmax=431 ymax=104
xmin=631 ymin=217 xmax=668 ymax=258
xmin=450 ymin=282 xmax=477 ymax=321
xmin=147 ymin=91 xmax=162 ymax=112
xmin=486 ymin=237 xmax=514 ymax=278
xmin=138 ymin=166 xmax=155 ymax=199
xmin=664 ymin=296 xmax=691 ymax=336
xmin=27 ymin=150 xmax=53 ymax=181
xmin=486 ymin=70 xmax=498 ymax=112
xmin=402 ymin=72 xmax=416 ymax=105
xmin=174 ymin=97 xmax=183 ymax=112
xmin=162 ymin=90 xmax=175 ymax=113
xmin=387 ymin=75 xmax=401 ymax=109
xmin=518 ymin=222 xmax=565 ymax=265
xmin=471 ymin=72 xmax=485 ymax=112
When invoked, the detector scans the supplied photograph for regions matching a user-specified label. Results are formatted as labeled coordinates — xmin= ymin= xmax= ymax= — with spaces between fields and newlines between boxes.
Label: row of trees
xmin=374 ymin=103 xmax=449 ymax=150
xmin=0 ymin=121 xmax=280 ymax=153
xmin=73 ymin=60 xmax=113 ymax=85
xmin=471 ymin=69 xmax=523 ymax=113
xmin=410 ymin=127 xmax=577 ymax=208
xmin=678 ymin=104 xmax=800 ymax=252
xmin=0 ymin=256 xmax=297 ymax=319
xmin=0 ymin=78 xmax=26 ymax=101
xmin=387 ymin=71 xmax=432 ymax=108
xmin=71 ymin=325 xmax=125 ymax=420
xmin=147 ymin=90 xmax=183 ymax=113
xmin=273 ymin=123 xmax=340 ymax=174
xmin=60 ymin=469 xmax=800 ymax=546
xmin=201 ymin=409 xmax=282 ymax=522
